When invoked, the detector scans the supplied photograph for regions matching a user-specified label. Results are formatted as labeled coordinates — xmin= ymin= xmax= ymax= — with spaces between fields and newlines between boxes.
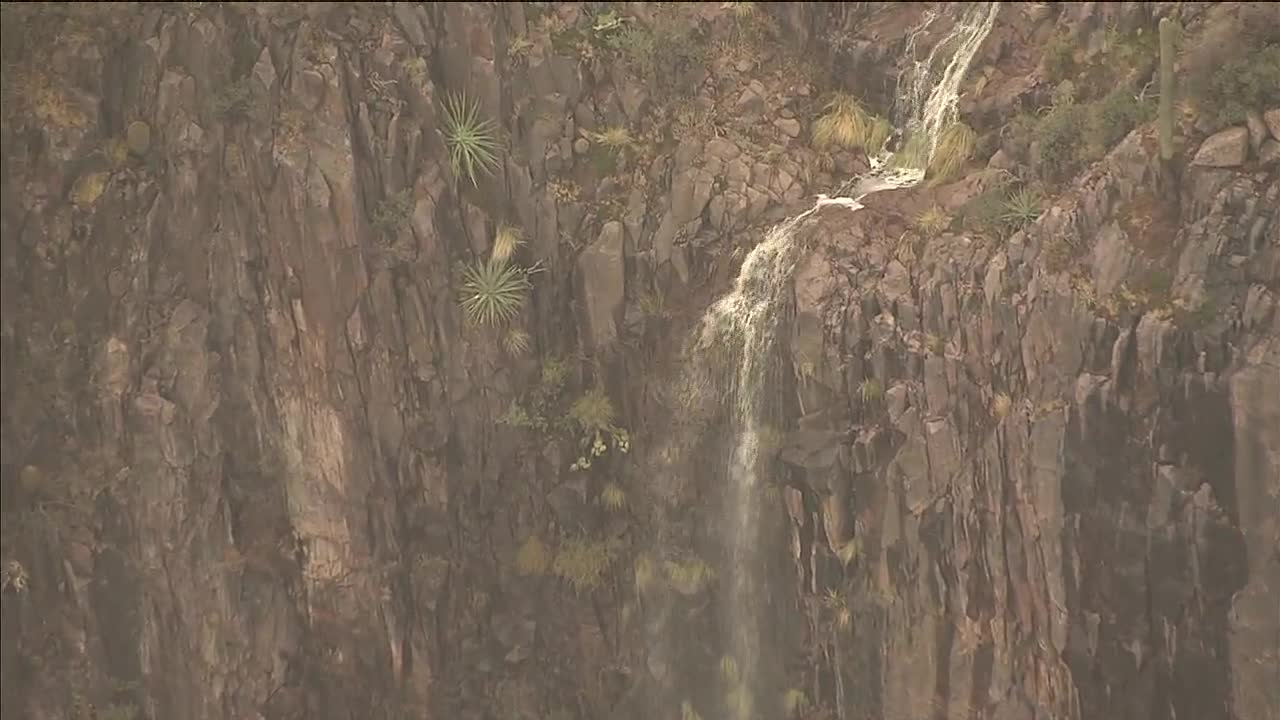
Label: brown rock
xmin=1264 ymin=108 xmax=1280 ymax=140
xmin=1191 ymin=127 xmax=1249 ymax=167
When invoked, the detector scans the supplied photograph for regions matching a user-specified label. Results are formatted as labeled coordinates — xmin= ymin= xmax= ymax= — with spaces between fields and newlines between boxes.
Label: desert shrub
xmin=212 ymin=77 xmax=253 ymax=118
xmin=609 ymin=8 xmax=707 ymax=95
xmin=1085 ymin=87 xmax=1153 ymax=149
xmin=371 ymin=189 xmax=414 ymax=236
xmin=491 ymin=224 xmax=524 ymax=263
xmin=927 ymin=122 xmax=976 ymax=183
xmin=552 ymin=535 xmax=620 ymax=593
xmin=812 ymin=92 xmax=891 ymax=154
xmin=1035 ymin=102 xmax=1088 ymax=180
xmin=1193 ymin=44 xmax=1280 ymax=129
xmin=1042 ymin=32 xmax=1075 ymax=81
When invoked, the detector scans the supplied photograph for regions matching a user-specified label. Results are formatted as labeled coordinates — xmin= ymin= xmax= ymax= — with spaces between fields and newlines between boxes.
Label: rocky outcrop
xmin=1192 ymin=127 xmax=1251 ymax=167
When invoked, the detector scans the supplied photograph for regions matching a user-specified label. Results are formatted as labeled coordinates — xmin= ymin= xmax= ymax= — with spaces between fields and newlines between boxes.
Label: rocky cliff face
xmin=1 ymin=3 xmax=1276 ymax=720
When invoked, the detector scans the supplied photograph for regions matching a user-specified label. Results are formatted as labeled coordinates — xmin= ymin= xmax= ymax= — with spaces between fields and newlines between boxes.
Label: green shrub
xmin=1042 ymin=32 xmax=1075 ymax=81
xmin=1086 ymin=88 xmax=1153 ymax=149
xmin=212 ymin=78 xmax=253 ymax=118
xmin=608 ymin=8 xmax=707 ymax=95
xmin=441 ymin=92 xmax=501 ymax=187
xmin=371 ymin=189 xmax=414 ymax=236
xmin=1193 ymin=44 xmax=1280 ymax=129
xmin=1035 ymin=102 xmax=1088 ymax=179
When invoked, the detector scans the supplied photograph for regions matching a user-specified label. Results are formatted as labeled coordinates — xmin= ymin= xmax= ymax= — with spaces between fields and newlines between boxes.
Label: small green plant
xmin=459 ymin=259 xmax=532 ymax=327
xmin=552 ymin=535 xmax=619 ymax=594
xmin=914 ymin=206 xmax=951 ymax=236
xmin=1042 ymin=32 xmax=1075 ymax=81
xmin=212 ymin=77 xmax=253 ymax=118
xmin=441 ymin=92 xmax=501 ymax=187
xmin=812 ymin=93 xmax=889 ymax=154
xmin=567 ymin=388 xmax=630 ymax=471
xmin=516 ymin=535 xmax=552 ymax=575
xmin=858 ymin=377 xmax=883 ymax=404
xmin=783 ymin=688 xmax=811 ymax=716
xmin=1086 ymin=87 xmax=1153 ymax=150
xmin=665 ymin=555 xmax=715 ymax=594
xmin=927 ymin=122 xmax=976 ymax=183
xmin=491 ymin=224 xmax=524 ymax=263
xmin=371 ymin=189 xmax=414 ymax=237
xmin=589 ymin=126 xmax=634 ymax=150
xmin=1000 ymin=187 xmax=1044 ymax=230
xmin=502 ymin=328 xmax=531 ymax=357
xmin=599 ymin=481 xmax=626 ymax=510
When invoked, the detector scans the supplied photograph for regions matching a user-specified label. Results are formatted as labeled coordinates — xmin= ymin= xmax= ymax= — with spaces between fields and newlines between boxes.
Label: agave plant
xmin=914 ymin=205 xmax=951 ymax=236
xmin=459 ymin=259 xmax=531 ymax=327
xmin=1000 ymin=187 xmax=1044 ymax=229
xmin=590 ymin=126 xmax=635 ymax=150
xmin=599 ymin=481 xmax=627 ymax=510
xmin=442 ymin=92 xmax=501 ymax=187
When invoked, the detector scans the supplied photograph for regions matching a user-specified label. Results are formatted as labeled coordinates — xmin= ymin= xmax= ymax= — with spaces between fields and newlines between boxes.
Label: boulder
xmin=126 ymin=120 xmax=151 ymax=155
xmin=1264 ymin=108 xmax=1280 ymax=140
xmin=1260 ymin=140 xmax=1280 ymax=168
xmin=1191 ymin=127 xmax=1249 ymax=168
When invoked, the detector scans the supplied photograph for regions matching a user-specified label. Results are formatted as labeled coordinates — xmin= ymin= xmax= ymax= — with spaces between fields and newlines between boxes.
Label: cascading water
xmin=688 ymin=3 xmax=999 ymax=716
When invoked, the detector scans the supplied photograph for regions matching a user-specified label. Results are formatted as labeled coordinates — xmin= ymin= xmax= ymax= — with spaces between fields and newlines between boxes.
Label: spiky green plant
xmin=502 ymin=328 xmax=531 ymax=357
xmin=927 ymin=122 xmax=976 ymax=183
xmin=1000 ymin=187 xmax=1044 ymax=229
xmin=491 ymin=224 xmax=524 ymax=263
xmin=442 ymin=92 xmax=500 ymax=187
xmin=459 ymin=259 xmax=531 ymax=326
xmin=600 ymin=481 xmax=626 ymax=510
xmin=590 ymin=126 xmax=634 ymax=150
xmin=914 ymin=205 xmax=951 ymax=236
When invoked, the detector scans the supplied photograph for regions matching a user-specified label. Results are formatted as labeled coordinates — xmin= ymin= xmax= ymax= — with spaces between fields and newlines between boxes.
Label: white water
xmin=688 ymin=3 xmax=999 ymax=715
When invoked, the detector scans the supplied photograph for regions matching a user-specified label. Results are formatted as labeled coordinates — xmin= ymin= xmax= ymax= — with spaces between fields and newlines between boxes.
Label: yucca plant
xmin=1000 ymin=187 xmax=1044 ymax=229
xmin=914 ymin=205 xmax=951 ymax=236
xmin=927 ymin=122 xmax=976 ymax=184
xmin=442 ymin=92 xmax=501 ymax=187
xmin=502 ymin=328 xmax=531 ymax=357
xmin=590 ymin=126 xmax=635 ymax=150
xmin=459 ymin=259 xmax=531 ymax=327
xmin=491 ymin=224 xmax=524 ymax=263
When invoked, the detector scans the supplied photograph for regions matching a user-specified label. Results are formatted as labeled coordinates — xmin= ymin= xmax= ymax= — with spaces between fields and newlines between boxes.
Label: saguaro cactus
xmin=1158 ymin=17 xmax=1177 ymax=160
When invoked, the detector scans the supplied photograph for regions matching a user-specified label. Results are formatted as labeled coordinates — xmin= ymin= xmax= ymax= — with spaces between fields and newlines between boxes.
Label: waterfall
xmin=687 ymin=4 xmax=999 ymax=716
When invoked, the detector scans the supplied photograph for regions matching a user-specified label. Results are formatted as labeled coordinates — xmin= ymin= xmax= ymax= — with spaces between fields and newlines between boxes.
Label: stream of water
xmin=687 ymin=3 xmax=999 ymax=716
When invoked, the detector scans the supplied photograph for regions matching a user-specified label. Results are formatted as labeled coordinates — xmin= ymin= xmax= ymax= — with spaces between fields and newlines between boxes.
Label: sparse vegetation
xmin=858 ymin=377 xmax=883 ymax=404
xmin=371 ymin=189 xmax=414 ymax=237
xmin=812 ymin=92 xmax=891 ymax=154
xmin=491 ymin=224 xmax=524 ymax=263
xmin=516 ymin=535 xmax=552 ymax=575
xmin=212 ymin=77 xmax=254 ymax=118
xmin=502 ymin=328 xmax=531 ymax=357
xmin=1085 ymin=87 xmax=1153 ymax=151
xmin=1000 ymin=187 xmax=1044 ymax=230
xmin=607 ymin=7 xmax=708 ymax=95
xmin=599 ymin=481 xmax=626 ymax=510
xmin=1184 ymin=6 xmax=1280 ymax=131
xmin=927 ymin=122 xmax=976 ymax=183
xmin=459 ymin=259 xmax=532 ymax=327
xmin=1042 ymin=32 xmax=1075 ymax=81
xmin=914 ymin=206 xmax=951 ymax=236
xmin=441 ymin=92 xmax=501 ymax=187
xmin=552 ymin=535 xmax=619 ymax=594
